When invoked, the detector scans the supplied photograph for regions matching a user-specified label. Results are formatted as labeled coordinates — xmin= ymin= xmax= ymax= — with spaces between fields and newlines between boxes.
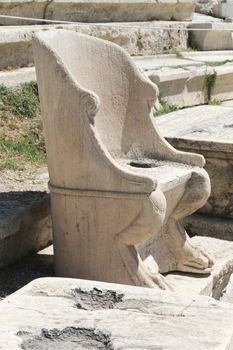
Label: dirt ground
xmin=0 ymin=166 xmax=48 ymax=192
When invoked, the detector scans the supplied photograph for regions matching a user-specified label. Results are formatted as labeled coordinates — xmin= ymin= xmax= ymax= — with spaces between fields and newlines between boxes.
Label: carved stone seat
xmin=33 ymin=30 xmax=214 ymax=290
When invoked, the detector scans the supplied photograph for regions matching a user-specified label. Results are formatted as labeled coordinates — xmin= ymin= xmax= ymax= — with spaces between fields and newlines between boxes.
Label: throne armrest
xmin=131 ymin=73 xmax=205 ymax=168
xmin=151 ymin=120 xmax=205 ymax=167
xmin=82 ymin=91 xmax=158 ymax=194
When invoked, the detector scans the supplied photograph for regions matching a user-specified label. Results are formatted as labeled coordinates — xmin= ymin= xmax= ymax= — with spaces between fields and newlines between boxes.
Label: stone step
xmin=183 ymin=13 xmax=233 ymax=51
xmin=157 ymin=104 xmax=233 ymax=239
xmin=1 ymin=276 xmax=233 ymax=349
xmin=189 ymin=21 xmax=233 ymax=50
xmin=0 ymin=22 xmax=188 ymax=69
xmin=135 ymin=51 xmax=233 ymax=108
xmin=4 ymin=50 xmax=233 ymax=110
xmin=0 ymin=67 xmax=36 ymax=87
xmin=0 ymin=0 xmax=196 ymax=25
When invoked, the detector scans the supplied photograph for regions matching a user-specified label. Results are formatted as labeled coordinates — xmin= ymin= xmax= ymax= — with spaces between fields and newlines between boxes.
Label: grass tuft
xmin=204 ymin=71 xmax=217 ymax=103
xmin=208 ymin=98 xmax=222 ymax=106
xmin=154 ymin=98 xmax=178 ymax=117
xmin=0 ymin=82 xmax=39 ymax=119
xmin=0 ymin=82 xmax=46 ymax=171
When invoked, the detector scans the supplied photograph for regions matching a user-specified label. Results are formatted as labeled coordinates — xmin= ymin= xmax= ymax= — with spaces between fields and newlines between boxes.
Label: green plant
xmin=208 ymin=98 xmax=222 ymax=106
xmin=170 ymin=49 xmax=184 ymax=59
xmin=204 ymin=71 xmax=217 ymax=103
xmin=154 ymin=98 xmax=178 ymax=117
xmin=0 ymin=82 xmax=39 ymax=119
xmin=205 ymin=59 xmax=233 ymax=67
xmin=0 ymin=82 xmax=46 ymax=171
xmin=186 ymin=47 xmax=196 ymax=52
xmin=0 ymin=134 xmax=46 ymax=171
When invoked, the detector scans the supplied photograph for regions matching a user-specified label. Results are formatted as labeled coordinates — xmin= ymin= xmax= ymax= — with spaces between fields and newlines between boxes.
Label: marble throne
xmin=33 ymin=30 xmax=214 ymax=289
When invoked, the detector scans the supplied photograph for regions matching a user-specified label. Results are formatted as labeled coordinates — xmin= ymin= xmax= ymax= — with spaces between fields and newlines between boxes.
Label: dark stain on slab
xmin=19 ymin=327 xmax=114 ymax=350
xmin=72 ymin=287 xmax=124 ymax=310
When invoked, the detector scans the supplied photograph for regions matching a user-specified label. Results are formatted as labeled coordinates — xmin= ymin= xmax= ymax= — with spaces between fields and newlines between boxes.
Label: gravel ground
xmin=0 ymin=166 xmax=49 ymax=192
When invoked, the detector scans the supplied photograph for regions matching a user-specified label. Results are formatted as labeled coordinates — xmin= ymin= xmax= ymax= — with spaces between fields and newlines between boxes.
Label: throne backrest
xmin=33 ymin=30 xmax=157 ymax=158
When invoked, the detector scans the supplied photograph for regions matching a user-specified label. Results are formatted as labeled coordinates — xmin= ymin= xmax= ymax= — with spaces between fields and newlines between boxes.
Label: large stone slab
xmin=135 ymin=51 xmax=233 ymax=108
xmin=0 ymin=23 xmax=188 ymax=69
xmin=1 ymin=277 xmax=233 ymax=349
xmin=157 ymin=105 xmax=233 ymax=237
xmin=0 ymin=0 xmax=196 ymax=25
xmin=157 ymin=105 xmax=233 ymax=218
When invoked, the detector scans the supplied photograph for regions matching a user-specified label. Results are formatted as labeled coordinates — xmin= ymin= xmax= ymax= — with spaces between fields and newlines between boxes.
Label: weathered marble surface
xmin=0 ymin=0 xmax=196 ymax=25
xmin=165 ymin=236 xmax=233 ymax=299
xmin=135 ymin=51 xmax=233 ymax=108
xmin=221 ymin=273 xmax=233 ymax=303
xmin=195 ymin=0 xmax=233 ymax=20
xmin=189 ymin=21 xmax=233 ymax=50
xmin=212 ymin=0 xmax=233 ymax=19
xmin=157 ymin=105 xmax=233 ymax=221
xmin=0 ymin=23 xmax=188 ymax=70
xmin=1 ymin=277 xmax=233 ymax=349
xmin=195 ymin=0 xmax=219 ymax=15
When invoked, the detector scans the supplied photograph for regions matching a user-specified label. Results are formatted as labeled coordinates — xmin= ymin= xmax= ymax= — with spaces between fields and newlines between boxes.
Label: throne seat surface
xmin=117 ymin=157 xmax=194 ymax=192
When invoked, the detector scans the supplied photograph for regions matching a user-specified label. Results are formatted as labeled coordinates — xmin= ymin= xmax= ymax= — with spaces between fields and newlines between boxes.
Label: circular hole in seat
xmin=129 ymin=161 xmax=153 ymax=168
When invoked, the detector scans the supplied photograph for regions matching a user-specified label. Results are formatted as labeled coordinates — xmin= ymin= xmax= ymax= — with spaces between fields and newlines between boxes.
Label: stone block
xmin=0 ymin=23 xmax=188 ymax=70
xmin=1 ymin=277 xmax=233 ymax=349
xmin=0 ymin=0 xmax=196 ymax=25
xmin=213 ymin=1 xmax=233 ymax=19
xmin=0 ymin=191 xmax=52 ymax=268
xmin=157 ymin=105 xmax=233 ymax=237
xmin=189 ymin=22 xmax=233 ymax=50
xmin=135 ymin=52 xmax=233 ymax=108
xmin=195 ymin=0 xmax=219 ymax=15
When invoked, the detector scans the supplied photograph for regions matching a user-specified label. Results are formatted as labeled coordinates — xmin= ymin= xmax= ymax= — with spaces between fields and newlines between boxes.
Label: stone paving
xmin=1 ymin=276 xmax=233 ymax=349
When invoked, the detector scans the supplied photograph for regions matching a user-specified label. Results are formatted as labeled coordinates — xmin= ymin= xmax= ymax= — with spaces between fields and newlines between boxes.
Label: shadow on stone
xmin=0 ymin=252 xmax=54 ymax=299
